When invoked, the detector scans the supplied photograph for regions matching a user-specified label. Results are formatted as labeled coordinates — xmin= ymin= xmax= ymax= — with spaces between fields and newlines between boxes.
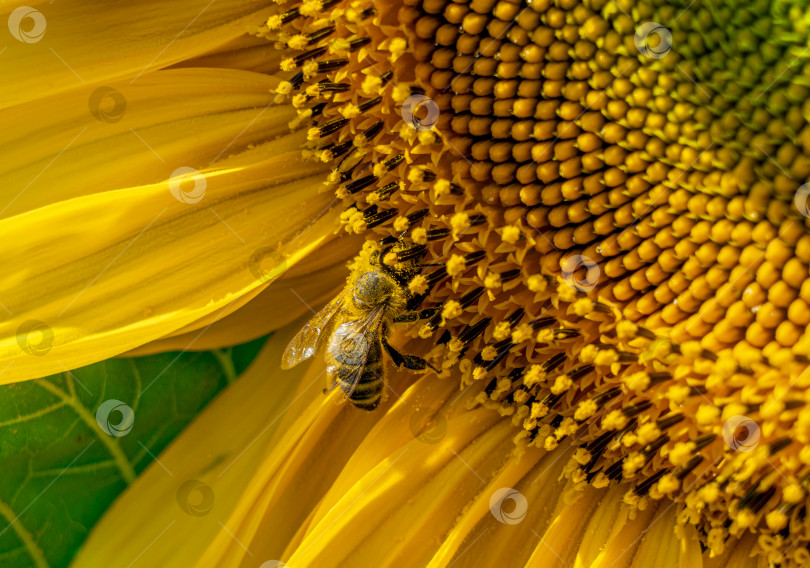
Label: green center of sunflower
xmin=268 ymin=0 xmax=810 ymax=563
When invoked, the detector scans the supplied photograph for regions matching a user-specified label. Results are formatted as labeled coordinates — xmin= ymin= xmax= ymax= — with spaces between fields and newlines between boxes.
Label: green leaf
xmin=0 ymin=337 xmax=266 ymax=568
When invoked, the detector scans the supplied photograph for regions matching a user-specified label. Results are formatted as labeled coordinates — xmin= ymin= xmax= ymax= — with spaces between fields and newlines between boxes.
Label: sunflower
xmin=5 ymin=0 xmax=810 ymax=566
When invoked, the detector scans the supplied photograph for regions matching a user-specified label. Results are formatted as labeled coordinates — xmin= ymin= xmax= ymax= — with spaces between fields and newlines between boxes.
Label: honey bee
xmin=281 ymin=242 xmax=438 ymax=410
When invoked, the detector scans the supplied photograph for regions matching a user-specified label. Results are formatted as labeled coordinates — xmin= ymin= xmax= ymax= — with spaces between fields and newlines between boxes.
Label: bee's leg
xmin=392 ymin=307 xmax=438 ymax=323
xmin=383 ymin=340 xmax=440 ymax=373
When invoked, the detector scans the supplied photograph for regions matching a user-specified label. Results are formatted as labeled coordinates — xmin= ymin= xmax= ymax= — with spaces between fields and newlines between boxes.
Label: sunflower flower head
xmin=268 ymin=0 xmax=810 ymax=564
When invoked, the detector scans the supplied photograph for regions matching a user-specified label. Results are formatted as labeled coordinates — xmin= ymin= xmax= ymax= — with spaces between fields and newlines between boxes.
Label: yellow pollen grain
xmin=616 ymin=321 xmax=638 ymax=340
xmin=301 ymin=60 xmax=319 ymax=78
xmin=490 ymin=377 xmax=511 ymax=399
xmin=666 ymin=385 xmax=691 ymax=404
xmin=307 ymin=127 xmax=321 ymax=141
xmin=696 ymin=405 xmax=721 ymax=426
xmin=266 ymin=15 xmax=282 ymax=30
xmin=623 ymin=453 xmax=646 ymax=475
xmin=573 ymin=448 xmax=592 ymax=465
xmin=668 ymin=442 xmax=696 ymax=467
xmin=578 ymin=344 xmax=598 ymax=364
xmin=765 ymin=510 xmax=789 ymax=531
xmin=441 ymin=300 xmax=463 ymax=326
xmin=544 ymin=436 xmax=559 ymax=451
xmin=387 ymin=37 xmax=407 ymax=62
xmin=492 ymin=322 xmax=512 ymax=341
xmin=407 ymin=169 xmax=424 ymax=184
xmin=418 ymin=324 xmax=434 ymax=340
xmin=299 ymin=0 xmax=323 ymax=17
xmin=472 ymin=366 xmax=487 ymax=381
xmin=275 ymin=81 xmax=293 ymax=96
xmin=574 ymin=399 xmax=598 ymax=421
xmin=523 ymin=365 xmax=544 ymax=388
xmin=707 ymin=529 xmax=726 ymax=556
xmin=536 ymin=329 xmax=555 ymax=343
xmin=784 ymin=484 xmax=805 ymax=503
xmin=480 ymin=345 xmax=498 ymax=361
xmin=699 ymin=483 xmax=720 ymax=504
xmin=551 ymin=374 xmax=572 ymax=395
xmin=656 ymin=474 xmax=680 ymax=496
xmin=484 ymin=272 xmax=501 ymax=289
xmin=511 ymin=323 xmax=533 ymax=344
xmin=280 ymin=58 xmax=296 ymax=72
xmin=735 ymin=509 xmax=756 ymax=529
xmin=527 ymin=274 xmax=547 ymax=293
xmin=372 ymin=162 xmax=387 ymax=178
xmin=531 ymin=402 xmax=549 ymax=419
xmin=340 ymin=104 xmax=361 ymax=119
xmin=434 ymin=179 xmax=451 ymax=197
xmin=292 ymin=93 xmax=309 ymax=108
xmin=450 ymin=213 xmax=470 ymax=238
xmin=500 ymin=225 xmax=521 ymax=244
xmin=623 ymin=372 xmax=650 ymax=393
xmin=408 ymin=275 xmax=428 ymax=296
xmin=592 ymin=473 xmax=610 ymax=489
xmin=447 ymin=254 xmax=466 ymax=277
xmin=602 ymin=409 xmax=628 ymax=430
xmin=393 ymin=216 xmax=410 ymax=232
xmin=636 ymin=423 xmax=661 ymax=445
xmin=572 ymin=298 xmax=594 ymax=316
xmin=410 ymin=227 xmax=427 ymax=245
xmin=361 ymin=74 xmax=382 ymax=96
xmin=594 ymin=349 xmax=619 ymax=366
xmin=557 ymin=281 xmax=579 ymax=303
xmin=287 ymin=34 xmax=309 ymax=49
xmin=417 ymin=130 xmax=435 ymax=145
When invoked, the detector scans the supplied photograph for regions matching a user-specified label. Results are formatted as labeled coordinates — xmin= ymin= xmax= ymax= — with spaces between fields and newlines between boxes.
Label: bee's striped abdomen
xmin=337 ymin=337 xmax=383 ymax=410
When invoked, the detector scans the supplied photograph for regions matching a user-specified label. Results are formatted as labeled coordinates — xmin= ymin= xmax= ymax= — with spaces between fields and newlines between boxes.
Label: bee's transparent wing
xmin=327 ymin=306 xmax=385 ymax=401
xmin=281 ymin=289 xmax=347 ymax=369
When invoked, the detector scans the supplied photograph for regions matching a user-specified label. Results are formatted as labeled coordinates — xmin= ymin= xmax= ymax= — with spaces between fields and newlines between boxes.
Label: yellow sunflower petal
xmin=128 ymin=234 xmax=363 ymax=355
xmin=0 ymin=0 xmax=276 ymax=110
xmin=0 ymin=67 xmax=291 ymax=219
xmin=70 ymin=320 xmax=313 ymax=568
xmin=0 ymin=136 xmax=334 ymax=383
xmin=71 ymin=334 xmax=762 ymax=568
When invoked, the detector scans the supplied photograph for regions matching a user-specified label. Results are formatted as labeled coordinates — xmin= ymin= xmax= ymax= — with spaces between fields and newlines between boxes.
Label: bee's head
xmin=353 ymin=270 xmax=394 ymax=308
